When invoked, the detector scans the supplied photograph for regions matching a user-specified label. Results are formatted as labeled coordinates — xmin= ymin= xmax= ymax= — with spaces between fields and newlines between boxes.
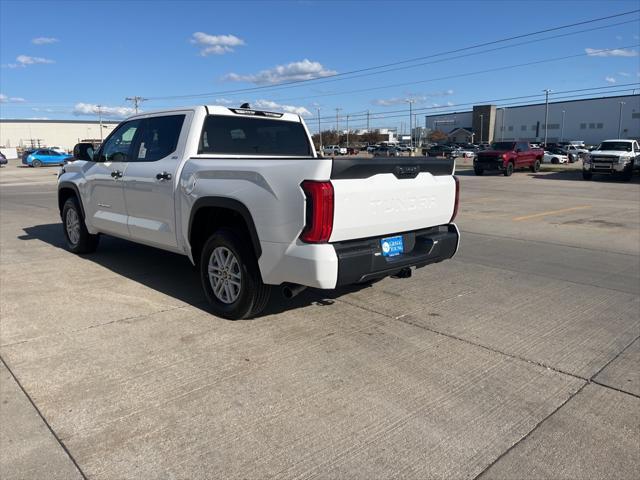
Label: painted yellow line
xmin=513 ymin=206 xmax=591 ymax=222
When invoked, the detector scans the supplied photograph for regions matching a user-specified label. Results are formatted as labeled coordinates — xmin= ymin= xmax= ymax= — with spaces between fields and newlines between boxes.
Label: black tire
xmin=551 ymin=157 xmax=559 ymax=165
xmin=621 ymin=166 xmax=633 ymax=182
xmin=62 ymin=197 xmax=99 ymax=253
xmin=474 ymin=167 xmax=484 ymax=176
xmin=530 ymin=159 xmax=541 ymax=172
xmin=582 ymin=171 xmax=592 ymax=180
xmin=504 ymin=162 xmax=514 ymax=176
xmin=200 ymin=227 xmax=271 ymax=320
xmin=32 ymin=159 xmax=42 ymax=168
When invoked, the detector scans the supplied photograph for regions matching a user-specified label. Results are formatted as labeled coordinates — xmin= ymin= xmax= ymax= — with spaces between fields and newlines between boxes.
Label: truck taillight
xmin=300 ymin=180 xmax=334 ymax=243
xmin=450 ymin=176 xmax=460 ymax=223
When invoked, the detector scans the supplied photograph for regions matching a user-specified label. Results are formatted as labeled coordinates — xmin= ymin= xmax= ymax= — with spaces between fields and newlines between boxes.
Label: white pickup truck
xmin=59 ymin=105 xmax=460 ymax=319
xmin=322 ymin=144 xmax=347 ymax=156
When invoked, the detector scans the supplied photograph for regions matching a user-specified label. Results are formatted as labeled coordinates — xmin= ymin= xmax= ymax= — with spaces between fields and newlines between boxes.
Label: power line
xmin=145 ymin=10 xmax=639 ymax=101
xmin=276 ymin=45 xmax=639 ymax=111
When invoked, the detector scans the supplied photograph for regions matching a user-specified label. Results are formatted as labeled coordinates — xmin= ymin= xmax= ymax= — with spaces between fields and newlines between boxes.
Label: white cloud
xmin=585 ymin=48 xmax=638 ymax=57
xmin=73 ymin=103 xmax=136 ymax=118
xmin=605 ymin=76 xmax=616 ymax=84
xmin=618 ymin=71 xmax=630 ymax=77
xmin=28 ymin=117 xmax=49 ymax=120
xmin=224 ymin=59 xmax=336 ymax=85
xmin=6 ymin=55 xmax=56 ymax=68
xmin=0 ymin=93 xmax=26 ymax=103
xmin=371 ymin=89 xmax=454 ymax=106
xmin=191 ymin=32 xmax=245 ymax=56
xmin=253 ymin=99 xmax=311 ymax=116
xmin=32 ymin=37 xmax=59 ymax=45
xmin=214 ymin=97 xmax=235 ymax=105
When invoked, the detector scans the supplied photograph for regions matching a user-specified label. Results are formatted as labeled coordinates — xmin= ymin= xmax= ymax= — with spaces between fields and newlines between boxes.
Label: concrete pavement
xmin=1 ymin=161 xmax=638 ymax=479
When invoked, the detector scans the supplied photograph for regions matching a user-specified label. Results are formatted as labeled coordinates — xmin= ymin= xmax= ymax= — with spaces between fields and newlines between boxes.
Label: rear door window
xmin=134 ymin=115 xmax=185 ymax=162
xmin=199 ymin=115 xmax=311 ymax=156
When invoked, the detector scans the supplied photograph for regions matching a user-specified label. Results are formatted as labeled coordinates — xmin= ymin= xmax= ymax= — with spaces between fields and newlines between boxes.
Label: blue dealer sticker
xmin=381 ymin=235 xmax=404 ymax=257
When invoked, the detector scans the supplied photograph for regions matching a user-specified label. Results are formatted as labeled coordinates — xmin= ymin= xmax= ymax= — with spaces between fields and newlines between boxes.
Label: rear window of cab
xmin=198 ymin=115 xmax=312 ymax=156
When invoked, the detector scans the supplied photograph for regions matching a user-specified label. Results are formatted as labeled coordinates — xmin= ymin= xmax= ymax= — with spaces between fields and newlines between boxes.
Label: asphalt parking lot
xmin=1 ymin=160 xmax=639 ymax=479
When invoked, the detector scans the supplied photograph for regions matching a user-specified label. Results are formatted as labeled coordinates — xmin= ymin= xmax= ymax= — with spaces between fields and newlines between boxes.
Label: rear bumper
xmin=333 ymin=224 xmax=459 ymax=286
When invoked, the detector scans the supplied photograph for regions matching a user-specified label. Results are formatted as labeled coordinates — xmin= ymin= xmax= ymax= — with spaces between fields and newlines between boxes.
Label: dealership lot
xmin=1 ymin=162 xmax=638 ymax=479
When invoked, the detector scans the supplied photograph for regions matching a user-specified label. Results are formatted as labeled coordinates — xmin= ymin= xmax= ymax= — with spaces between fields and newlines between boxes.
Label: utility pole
xmin=317 ymin=108 xmax=322 ymax=153
xmin=96 ymin=105 xmax=104 ymax=142
xmin=335 ymin=108 xmax=342 ymax=140
xmin=125 ymin=96 xmax=147 ymax=114
xmin=543 ymin=89 xmax=552 ymax=147
xmin=406 ymin=98 xmax=415 ymax=151
xmin=366 ymin=110 xmax=370 ymax=132
xmin=618 ymin=101 xmax=626 ymax=137
xmin=560 ymin=110 xmax=566 ymax=141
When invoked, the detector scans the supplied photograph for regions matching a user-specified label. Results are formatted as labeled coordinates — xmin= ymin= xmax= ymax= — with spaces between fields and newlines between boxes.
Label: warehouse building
xmin=0 ymin=119 xmax=120 ymax=154
xmin=422 ymin=94 xmax=640 ymax=145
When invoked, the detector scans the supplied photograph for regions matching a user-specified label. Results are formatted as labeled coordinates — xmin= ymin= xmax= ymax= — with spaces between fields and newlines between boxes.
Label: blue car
xmin=23 ymin=148 xmax=72 ymax=167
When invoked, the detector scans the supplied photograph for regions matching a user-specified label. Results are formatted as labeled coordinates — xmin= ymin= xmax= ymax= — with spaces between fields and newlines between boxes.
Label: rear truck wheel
xmin=582 ymin=171 xmax=592 ymax=180
xmin=504 ymin=162 xmax=514 ymax=176
xmin=530 ymin=159 xmax=541 ymax=172
xmin=32 ymin=159 xmax=42 ymax=168
xmin=474 ymin=167 xmax=484 ymax=176
xmin=200 ymin=227 xmax=271 ymax=320
xmin=62 ymin=197 xmax=99 ymax=254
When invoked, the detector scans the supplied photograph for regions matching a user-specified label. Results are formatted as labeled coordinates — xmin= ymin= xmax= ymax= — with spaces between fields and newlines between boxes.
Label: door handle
xmin=156 ymin=171 xmax=172 ymax=181
xmin=110 ymin=170 xmax=123 ymax=179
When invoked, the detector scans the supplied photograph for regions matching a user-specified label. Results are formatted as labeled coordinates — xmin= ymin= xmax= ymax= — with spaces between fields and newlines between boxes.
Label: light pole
xmin=543 ymin=89 xmax=552 ymax=147
xmin=335 ymin=107 xmax=342 ymax=141
xmin=96 ymin=105 xmax=104 ymax=142
xmin=317 ymin=108 xmax=322 ymax=153
xmin=618 ymin=102 xmax=626 ymax=138
xmin=479 ymin=114 xmax=484 ymax=143
xmin=560 ymin=110 xmax=566 ymax=142
xmin=346 ymin=114 xmax=350 ymax=149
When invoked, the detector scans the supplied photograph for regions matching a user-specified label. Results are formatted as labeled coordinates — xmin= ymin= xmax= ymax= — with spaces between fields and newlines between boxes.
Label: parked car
xmin=322 ymin=145 xmax=347 ymax=156
xmin=373 ymin=145 xmax=399 ymax=157
xmin=560 ymin=144 xmax=588 ymax=161
xmin=346 ymin=147 xmax=360 ymax=155
xmin=0 ymin=151 xmax=7 ymax=167
xmin=473 ymin=141 xmax=544 ymax=176
xmin=423 ymin=144 xmax=456 ymax=158
xmin=59 ymin=105 xmax=460 ymax=319
xmin=543 ymin=150 xmax=569 ymax=164
xmin=583 ymin=139 xmax=639 ymax=181
xmin=22 ymin=148 xmax=72 ymax=167
xmin=452 ymin=146 xmax=476 ymax=159
xmin=366 ymin=145 xmax=378 ymax=153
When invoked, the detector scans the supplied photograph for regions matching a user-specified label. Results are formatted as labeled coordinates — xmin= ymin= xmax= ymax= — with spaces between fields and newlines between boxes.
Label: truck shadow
xmin=18 ymin=223 xmax=371 ymax=319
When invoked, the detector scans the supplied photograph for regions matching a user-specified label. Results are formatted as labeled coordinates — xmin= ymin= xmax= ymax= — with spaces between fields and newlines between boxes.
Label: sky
xmin=1 ymin=0 xmax=639 ymax=132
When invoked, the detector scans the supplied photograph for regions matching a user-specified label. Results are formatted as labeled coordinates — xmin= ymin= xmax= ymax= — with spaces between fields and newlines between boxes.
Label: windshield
xmin=598 ymin=142 xmax=632 ymax=152
xmin=490 ymin=142 xmax=516 ymax=150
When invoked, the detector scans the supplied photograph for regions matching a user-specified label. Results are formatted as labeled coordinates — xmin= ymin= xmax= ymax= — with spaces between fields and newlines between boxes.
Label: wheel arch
xmin=188 ymin=197 xmax=262 ymax=264
xmin=58 ymin=182 xmax=85 ymax=220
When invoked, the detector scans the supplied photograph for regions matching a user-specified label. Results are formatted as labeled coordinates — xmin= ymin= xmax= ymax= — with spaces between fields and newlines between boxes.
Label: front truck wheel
xmin=582 ymin=171 xmax=592 ymax=180
xmin=200 ymin=228 xmax=271 ymax=320
xmin=530 ymin=159 xmax=541 ymax=172
xmin=504 ymin=162 xmax=514 ymax=176
xmin=62 ymin=197 xmax=99 ymax=253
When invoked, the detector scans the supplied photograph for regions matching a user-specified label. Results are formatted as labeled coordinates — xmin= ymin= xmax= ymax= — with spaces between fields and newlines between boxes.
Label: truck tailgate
xmin=329 ymin=157 xmax=457 ymax=242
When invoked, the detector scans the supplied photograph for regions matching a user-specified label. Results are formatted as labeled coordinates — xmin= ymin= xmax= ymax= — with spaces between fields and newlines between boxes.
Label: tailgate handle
xmin=394 ymin=165 xmax=420 ymax=179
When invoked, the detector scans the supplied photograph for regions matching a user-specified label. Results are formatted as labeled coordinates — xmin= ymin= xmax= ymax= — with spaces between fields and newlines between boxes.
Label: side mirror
xmin=73 ymin=143 xmax=95 ymax=161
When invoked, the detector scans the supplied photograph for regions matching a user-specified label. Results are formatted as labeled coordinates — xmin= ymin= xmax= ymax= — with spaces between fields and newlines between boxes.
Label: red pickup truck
xmin=474 ymin=141 xmax=544 ymax=176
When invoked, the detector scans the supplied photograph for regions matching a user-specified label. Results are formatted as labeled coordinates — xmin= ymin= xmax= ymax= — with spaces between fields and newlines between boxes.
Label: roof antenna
xmin=240 ymin=102 xmax=250 ymax=109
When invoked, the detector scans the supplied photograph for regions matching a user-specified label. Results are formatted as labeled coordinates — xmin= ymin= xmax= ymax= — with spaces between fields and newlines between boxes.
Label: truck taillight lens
xmin=300 ymin=180 xmax=334 ymax=243
xmin=450 ymin=176 xmax=460 ymax=223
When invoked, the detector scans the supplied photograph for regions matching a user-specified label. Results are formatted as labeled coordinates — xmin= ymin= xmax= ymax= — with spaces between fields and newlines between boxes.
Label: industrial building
xmin=421 ymin=94 xmax=640 ymax=145
xmin=0 ymin=119 xmax=120 ymax=154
